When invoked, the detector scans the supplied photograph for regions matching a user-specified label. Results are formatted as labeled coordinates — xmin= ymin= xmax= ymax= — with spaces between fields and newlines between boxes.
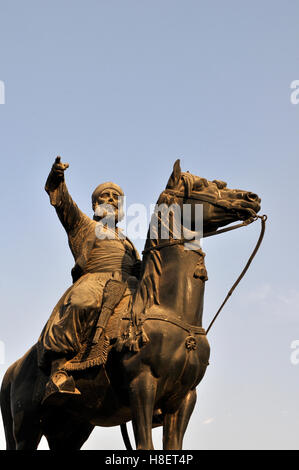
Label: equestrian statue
xmin=0 ymin=157 xmax=263 ymax=450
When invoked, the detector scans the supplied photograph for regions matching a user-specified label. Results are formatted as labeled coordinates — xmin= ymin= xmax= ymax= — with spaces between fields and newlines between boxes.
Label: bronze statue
xmin=0 ymin=158 xmax=262 ymax=450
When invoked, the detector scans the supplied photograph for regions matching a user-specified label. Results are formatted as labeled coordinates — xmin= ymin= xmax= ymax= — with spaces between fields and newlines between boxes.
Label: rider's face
xmin=98 ymin=189 xmax=120 ymax=207
xmin=94 ymin=189 xmax=123 ymax=222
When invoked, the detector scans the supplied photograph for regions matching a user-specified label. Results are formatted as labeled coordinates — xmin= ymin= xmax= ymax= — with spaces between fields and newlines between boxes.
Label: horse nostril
xmin=247 ymin=192 xmax=259 ymax=201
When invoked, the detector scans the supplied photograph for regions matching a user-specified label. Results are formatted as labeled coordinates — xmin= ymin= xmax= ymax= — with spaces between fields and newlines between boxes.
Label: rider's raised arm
xmin=45 ymin=157 xmax=87 ymax=234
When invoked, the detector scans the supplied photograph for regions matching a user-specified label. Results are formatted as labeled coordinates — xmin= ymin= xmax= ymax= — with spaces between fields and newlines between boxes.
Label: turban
xmin=92 ymin=182 xmax=124 ymax=204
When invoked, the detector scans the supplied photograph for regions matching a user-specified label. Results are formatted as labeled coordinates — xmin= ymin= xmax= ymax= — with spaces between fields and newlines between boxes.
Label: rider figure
xmin=37 ymin=157 xmax=141 ymax=400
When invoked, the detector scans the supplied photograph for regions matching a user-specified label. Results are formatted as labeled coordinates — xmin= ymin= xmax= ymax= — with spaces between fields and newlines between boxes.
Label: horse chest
xmin=155 ymin=332 xmax=209 ymax=390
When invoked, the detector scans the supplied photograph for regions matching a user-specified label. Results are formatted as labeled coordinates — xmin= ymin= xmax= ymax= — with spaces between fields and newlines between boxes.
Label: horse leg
xmin=46 ymin=425 xmax=94 ymax=450
xmin=13 ymin=407 xmax=42 ymax=450
xmin=163 ymin=388 xmax=197 ymax=450
xmin=0 ymin=376 xmax=16 ymax=450
xmin=129 ymin=370 xmax=157 ymax=450
xmin=44 ymin=413 xmax=94 ymax=450
xmin=1 ymin=405 xmax=16 ymax=450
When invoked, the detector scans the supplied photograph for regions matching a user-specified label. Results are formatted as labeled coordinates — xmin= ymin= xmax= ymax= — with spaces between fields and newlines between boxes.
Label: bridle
xmin=142 ymin=186 xmax=267 ymax=334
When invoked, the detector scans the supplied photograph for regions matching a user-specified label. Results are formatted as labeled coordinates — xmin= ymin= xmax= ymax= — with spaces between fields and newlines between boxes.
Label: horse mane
xmin=132 ymin=190 xmax=180 ymax=318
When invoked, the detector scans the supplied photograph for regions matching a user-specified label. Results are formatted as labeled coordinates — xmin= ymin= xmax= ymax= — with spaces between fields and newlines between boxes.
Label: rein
xmin=141 ymin=189 xmax=267 ymax=333
xmin=206 ymin=213 xmax=267 ymax=334
xmin=142 ymin=216 xmax=257 ymax=254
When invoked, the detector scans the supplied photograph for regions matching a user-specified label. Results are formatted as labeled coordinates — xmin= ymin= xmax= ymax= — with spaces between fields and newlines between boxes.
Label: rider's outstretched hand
xmin=46 ymin=156 xmax=70 ymax=191
xmin=52 ymin=156 xmax=69 ymax=178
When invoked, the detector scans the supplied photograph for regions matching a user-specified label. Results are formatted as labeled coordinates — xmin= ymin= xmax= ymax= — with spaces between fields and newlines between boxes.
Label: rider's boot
xmin=42 ymin=358 xmax=81 ymax=405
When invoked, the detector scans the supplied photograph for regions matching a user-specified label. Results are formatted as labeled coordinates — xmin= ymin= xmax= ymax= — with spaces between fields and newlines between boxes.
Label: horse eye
xmin=193 ymin=177 xmax=205 ymax=191
xmin=213 ymin=180 xmax=227 ymax=190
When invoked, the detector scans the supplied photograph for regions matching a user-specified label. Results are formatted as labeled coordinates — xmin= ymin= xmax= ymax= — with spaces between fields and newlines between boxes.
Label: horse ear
xmin=166 ymin=159 xmax=181 ymax=189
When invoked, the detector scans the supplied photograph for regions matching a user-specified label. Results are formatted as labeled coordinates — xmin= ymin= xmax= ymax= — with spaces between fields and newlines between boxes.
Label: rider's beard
xmin=94 ymin=203 xmax=119 ymax=225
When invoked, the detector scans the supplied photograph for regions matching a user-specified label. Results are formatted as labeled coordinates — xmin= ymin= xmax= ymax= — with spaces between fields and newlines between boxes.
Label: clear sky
xmin=0 ymin=0 xmax=298 ymax=450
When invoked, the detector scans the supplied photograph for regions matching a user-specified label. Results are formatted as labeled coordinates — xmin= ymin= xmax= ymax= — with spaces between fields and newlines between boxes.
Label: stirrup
xmin=42 ymin=370 xmax=81 ymax=405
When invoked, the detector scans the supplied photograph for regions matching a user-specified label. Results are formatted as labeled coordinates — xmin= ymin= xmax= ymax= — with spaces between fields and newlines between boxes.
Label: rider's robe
xmin=37 ymin=170 xmax=140 ymax=371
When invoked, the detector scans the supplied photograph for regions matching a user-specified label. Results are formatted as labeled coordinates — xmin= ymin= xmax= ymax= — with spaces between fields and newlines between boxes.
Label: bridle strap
xmin=164 ymin=187 xmax=223 ymax=204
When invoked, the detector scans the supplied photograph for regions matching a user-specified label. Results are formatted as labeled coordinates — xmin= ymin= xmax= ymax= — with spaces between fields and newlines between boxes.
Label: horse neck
xmin=137 ymin=233 xmax=206 ymax=327
xmin=157 ymin=244 xmax=205 ymax=326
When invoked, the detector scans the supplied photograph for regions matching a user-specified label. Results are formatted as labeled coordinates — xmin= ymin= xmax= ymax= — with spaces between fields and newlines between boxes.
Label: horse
xmin=0 ymin=160 xmax=261 ymax=450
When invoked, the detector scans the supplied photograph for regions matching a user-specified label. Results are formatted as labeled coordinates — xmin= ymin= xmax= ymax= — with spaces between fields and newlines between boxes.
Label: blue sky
xmin=0 ymin=0 xmax=299 ymax=449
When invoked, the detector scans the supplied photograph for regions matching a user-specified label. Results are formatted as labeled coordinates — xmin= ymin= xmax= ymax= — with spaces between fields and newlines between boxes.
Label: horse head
xmin=163 ymin=159 xmax=261 ymax=235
